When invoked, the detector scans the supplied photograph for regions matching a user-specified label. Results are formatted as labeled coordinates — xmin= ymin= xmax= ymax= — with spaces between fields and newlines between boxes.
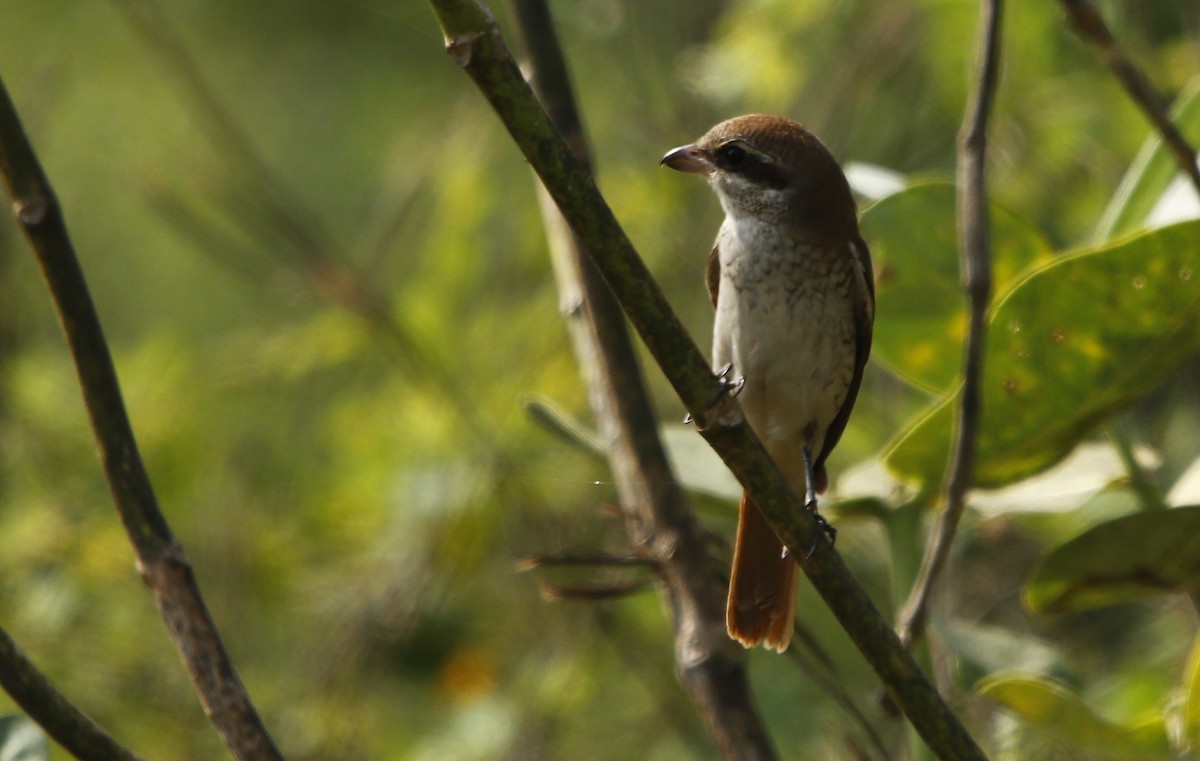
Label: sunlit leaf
xmin=661 ymin=426 xmax=741 ymax=502
xmin=1145 ymin=175 xmax=1200 ymax=230
xmin=861 ymin=182 xmax=1055 ymax=393
xmin=0 ymin=717 xmax=48 ymax=761
xmin=978 ymin=674 xmax=1172 ymax=760
xmin=967 ymin=442 xmax=1139 ymax=518
xmin=1168 ymin=449 xmax=1200 ymax=506
xmin=886 ymin=220 xmax=1200 ymax=488
xmin=1025 ymin=506 xmax=1200 ymax=614
xmin=845 ymin=161 xmax=905 ymax=201
xmin=1182 ymin=631 xmax=1200 ymax=752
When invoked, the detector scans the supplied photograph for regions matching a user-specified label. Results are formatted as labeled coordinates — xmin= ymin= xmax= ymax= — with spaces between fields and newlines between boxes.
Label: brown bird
xmin=662 ymin=115 xmax=874 ymax=652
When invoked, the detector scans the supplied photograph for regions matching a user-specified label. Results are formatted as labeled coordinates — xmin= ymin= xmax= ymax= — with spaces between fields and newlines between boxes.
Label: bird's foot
xmin=683 ymin=363 xmax=745 ymax=423
xmin=712 ymin=363 xmax=747 ymax=400
xmin=804 ymin=500 xmax=837 ymax=560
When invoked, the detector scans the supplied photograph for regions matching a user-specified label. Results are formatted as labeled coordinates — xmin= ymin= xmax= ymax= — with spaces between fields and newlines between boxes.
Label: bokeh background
xmin=1 ymin=1 xmax=1198 ymax=759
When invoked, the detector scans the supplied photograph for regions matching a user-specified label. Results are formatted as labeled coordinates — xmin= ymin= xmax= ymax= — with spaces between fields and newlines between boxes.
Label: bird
xmin=661 ymin=115 xmax=874 ymax=652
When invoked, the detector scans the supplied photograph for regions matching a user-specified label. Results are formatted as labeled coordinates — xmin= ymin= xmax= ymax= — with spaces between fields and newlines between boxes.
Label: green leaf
xmin=860 ymin=182 xmax=1055 ymax=393
xmin=885 ymin=220 xmax=1200 ymax=488
xmin=967 ymin=442 xmax=1135 ymax=518
xmin=1097 ymin=76 xmax=1200 ymax=243
xmin=0 ymin=717 xmax=48 ymax=761
xmin=1182 ymin=631 xmax=1200 ymax=752
xmin=977 ymin=675 xmax=1171 ymax=760
xmin=1025 ymin=505 xmax=1200 ymax=614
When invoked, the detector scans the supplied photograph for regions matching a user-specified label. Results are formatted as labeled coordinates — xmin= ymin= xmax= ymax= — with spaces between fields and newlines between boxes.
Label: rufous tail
xmin=726 ymin=490 xmax=798 ymax=652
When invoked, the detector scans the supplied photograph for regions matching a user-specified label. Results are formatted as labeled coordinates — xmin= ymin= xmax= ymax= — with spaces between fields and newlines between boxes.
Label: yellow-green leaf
xmin=1182 ymin=631 xmax=1200 ymax=752
xmin=978 ymin=674 xmax=1171 ymax=760
xmin=885 ymin=220 xmax=1200 ymax=488
xmin=861 ymin=182 xmax=1055 ymax=393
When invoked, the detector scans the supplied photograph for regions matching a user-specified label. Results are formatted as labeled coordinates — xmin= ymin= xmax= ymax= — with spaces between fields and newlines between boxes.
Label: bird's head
xmin=661 ymin=114 xmax=857 ymax=242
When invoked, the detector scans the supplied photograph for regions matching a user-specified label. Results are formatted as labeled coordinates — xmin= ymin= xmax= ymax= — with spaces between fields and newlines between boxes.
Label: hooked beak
xmin=660 ymin=144 xmax=712 ymax=174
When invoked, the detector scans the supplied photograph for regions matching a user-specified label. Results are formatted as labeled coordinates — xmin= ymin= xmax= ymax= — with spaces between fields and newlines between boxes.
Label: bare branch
xmin=0 ymin=75 xmax=283 ymax=761
xmin=425 ymin=1 xmax=988 ymax=758
xmin=1059 ymin=0 xmax=1200 ymax=198
xmin=896 ymin=0 xmax=1004 ymax=649
xmin=0 ymin=626 xmax=144 ymax=761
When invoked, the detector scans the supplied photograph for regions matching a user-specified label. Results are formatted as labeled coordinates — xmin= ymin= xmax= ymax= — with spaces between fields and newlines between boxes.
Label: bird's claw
xmin=683 ymin=363 xmax=745 ymax=424
xmin=804 ymin=503 xmax=837 ymax=560
xmin=710 ymin=362 xmax=746 ymax=404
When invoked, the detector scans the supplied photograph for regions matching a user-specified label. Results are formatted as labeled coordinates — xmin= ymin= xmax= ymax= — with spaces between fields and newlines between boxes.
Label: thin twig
xmin=1059 ymin=0 xmax=1200 ymax=198
xmin=425 ymin=1 xmax=988 ymax=758
xmin=515 ymin=552 xmax=658 ymax=571
xmin=0 ymin=75 xmax=283 ymax=761
xmin=505 ymin=0 xmax=780 ymax=757
xmin=534 ymin=579 xmax=655 ymax=600
xmin=896 ymin=0 xmax=1004 ymax=649
xmin=0 ymin=625 xmax=145 ymax=761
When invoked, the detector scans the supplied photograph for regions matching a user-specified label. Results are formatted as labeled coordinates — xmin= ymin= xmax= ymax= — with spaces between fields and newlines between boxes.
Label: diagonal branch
xmin=1059 ymin=0 xmax=1200 ymax=198
xmin=505 ymin=1 xmax=778 ymax=757
xmin=425 ymin=1 xmax=989 ymax=758
xmin=896 ymin=0 xmax=1004 ymax=648
xmin=0 ymin=75 xmax=283 ymax=761
xmin=0 ymin=625 xmax=144 ymax=761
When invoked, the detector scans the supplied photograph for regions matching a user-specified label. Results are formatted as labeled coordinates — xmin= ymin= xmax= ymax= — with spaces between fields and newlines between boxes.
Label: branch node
xmin=14 ymin=197 xmax=48 ymax=225
xmin=135 ymin=538 xmax=191 ymax=586
xmin=445 ymin=30 xmax=485 ymax=67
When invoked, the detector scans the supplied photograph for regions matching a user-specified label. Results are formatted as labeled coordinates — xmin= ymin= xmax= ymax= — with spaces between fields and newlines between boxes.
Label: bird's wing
xmin=814 ymin=235 xmax=875 ymax=480
xmin=706 ymin=243 xmax=721 ymax=308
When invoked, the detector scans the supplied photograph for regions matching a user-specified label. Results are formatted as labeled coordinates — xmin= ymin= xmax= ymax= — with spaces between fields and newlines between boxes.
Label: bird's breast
xmin=712 ymin=216 xmax=859 ymax=472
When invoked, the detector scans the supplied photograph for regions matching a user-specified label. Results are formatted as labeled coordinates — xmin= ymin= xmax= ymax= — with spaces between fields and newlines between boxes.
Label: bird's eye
xmin=717 ymin=143 xmax=750 ymax=168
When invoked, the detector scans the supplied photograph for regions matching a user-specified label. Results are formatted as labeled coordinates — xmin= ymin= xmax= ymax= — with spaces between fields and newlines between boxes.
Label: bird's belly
xmin=712 ymin=274 xmax=856 ymax=479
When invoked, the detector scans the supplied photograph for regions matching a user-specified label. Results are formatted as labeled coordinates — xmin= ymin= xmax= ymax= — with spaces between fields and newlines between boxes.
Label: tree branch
xmin=0 ymin=75 xmax=282 ymax=761
xmin=425 ymin=1 xmax=988 ymax=758
xmin=1058 ymin=0 xmax=1200 ymax=197
xmin=0 ymin=625 xmax=144 ymax=761
xmin=896 ymin=0 xmax=1003 ymax=648
xmin=505 ymin=1 xmax=778 ymax=756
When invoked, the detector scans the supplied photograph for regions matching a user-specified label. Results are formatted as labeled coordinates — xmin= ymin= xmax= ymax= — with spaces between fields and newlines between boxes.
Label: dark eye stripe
xmin=740 ymin=162 xmax=788 ymax=190
xmin=713 ymin=142 xmax=788 ymax=190
xmin=715 ymin=143 xmax=749 ymax=168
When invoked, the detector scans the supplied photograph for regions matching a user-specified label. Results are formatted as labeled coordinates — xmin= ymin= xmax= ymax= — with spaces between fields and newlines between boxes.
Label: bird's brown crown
xmin=665 ymin=114 xmax=858 ymax=243
xmin=697 ymin=115 xmax=828 ymax=175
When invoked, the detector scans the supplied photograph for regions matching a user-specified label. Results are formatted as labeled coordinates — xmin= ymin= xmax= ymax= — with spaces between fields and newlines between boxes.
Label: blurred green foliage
xmin=1 ymin=1 xmax=1200 ymax=759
